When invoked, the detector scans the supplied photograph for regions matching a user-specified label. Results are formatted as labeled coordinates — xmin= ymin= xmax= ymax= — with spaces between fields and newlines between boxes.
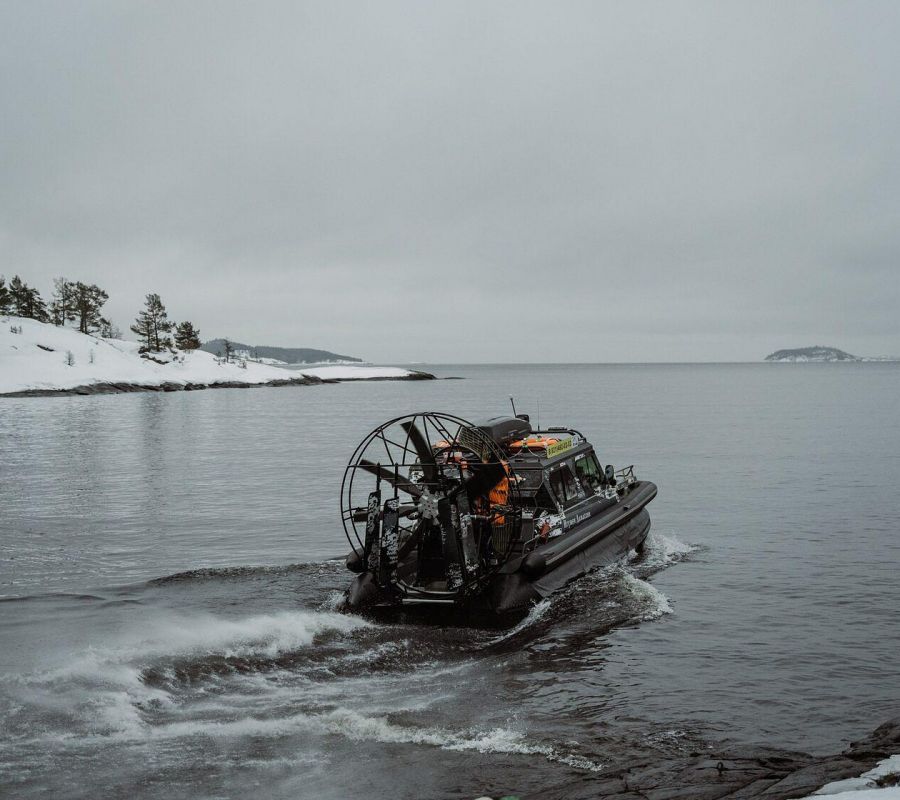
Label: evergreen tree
xmin=174 ymin=321 xmax=201 ymax=350
xmin=71 ymin=282 xmax=109 ymax=334
xmin=9 ymin=276 xmax=28 ymax=316
xmin=9 ymin=275 xmax=49 ymax=321
xmin=50 ymin=278 xmax=76 ymax=326
xmin=99 ymin=319 xmax=122 ymax=339
xmin=130 ymin=293 xmax=173 ymax=351
xmin=223 ymin=338 xmax=235 ymax=363
xmin=0 ymin=276 xmax=10 ymax=314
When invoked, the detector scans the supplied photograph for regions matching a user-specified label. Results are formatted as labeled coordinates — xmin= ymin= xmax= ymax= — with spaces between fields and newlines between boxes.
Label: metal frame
xmin=340 ymin=412 xmax=523 ymax=601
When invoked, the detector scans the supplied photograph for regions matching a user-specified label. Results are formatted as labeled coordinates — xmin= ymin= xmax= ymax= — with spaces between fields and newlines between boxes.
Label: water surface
xmin=2 ymin=363 xmax=899 ymax=798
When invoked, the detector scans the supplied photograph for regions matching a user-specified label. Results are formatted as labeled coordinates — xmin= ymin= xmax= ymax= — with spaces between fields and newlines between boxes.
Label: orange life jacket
xmin=488 ymin=462 xmax=511 ymax=524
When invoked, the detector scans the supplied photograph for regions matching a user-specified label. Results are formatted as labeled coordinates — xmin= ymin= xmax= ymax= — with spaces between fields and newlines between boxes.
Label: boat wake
xmin=0 ymin=531 xmax=698 ymax=796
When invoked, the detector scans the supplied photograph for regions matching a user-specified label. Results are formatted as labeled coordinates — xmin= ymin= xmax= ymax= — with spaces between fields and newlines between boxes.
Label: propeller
xmin=357 ymin=459 xmax=423 ymax=498
xmin=437 ymin=496 xmax=463 ymax=589
xmin=341 ymin=413 xmax=523 ymax=598
xmin=351 ymin=503 xmax=418 ymax=522
xmin=461 ymin=459 xmax=506 ymax=502
xmin=401 ymin=420 xmax=438 ymax=483
xmin=397 ymin=517 xmax=427 ymax=561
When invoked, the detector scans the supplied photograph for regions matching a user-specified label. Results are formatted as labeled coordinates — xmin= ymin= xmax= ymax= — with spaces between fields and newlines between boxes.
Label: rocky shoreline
xmin=1 ymin=370 xmax=436 ymax=398
xmin=549 ymin=717 xmax=900 ymax=800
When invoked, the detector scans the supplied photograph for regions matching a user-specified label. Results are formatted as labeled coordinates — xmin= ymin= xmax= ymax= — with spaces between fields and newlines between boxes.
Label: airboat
xmin=340 ymin=410 xmax=657 ymax=623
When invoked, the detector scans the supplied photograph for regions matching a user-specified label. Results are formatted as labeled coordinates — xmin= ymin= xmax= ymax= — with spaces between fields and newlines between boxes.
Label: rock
xmin=1 ymin=370 xmax=428 ymax=397
xmin=542 ymin=716 xmax=900 ymax=800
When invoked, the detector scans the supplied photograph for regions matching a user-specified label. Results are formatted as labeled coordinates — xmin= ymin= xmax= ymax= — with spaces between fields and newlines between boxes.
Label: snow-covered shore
xmin=0 ymin=317 xmax=431 ymax=396
xmin=291 ymin=365 xmax=416 ymax=381
xmin=804 ymin=755 xmax=900 ymax=798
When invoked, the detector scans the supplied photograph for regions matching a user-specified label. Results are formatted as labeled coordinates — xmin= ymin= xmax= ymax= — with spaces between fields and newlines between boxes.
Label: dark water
xmin=1 ymin=364 xmax=899 ymax=799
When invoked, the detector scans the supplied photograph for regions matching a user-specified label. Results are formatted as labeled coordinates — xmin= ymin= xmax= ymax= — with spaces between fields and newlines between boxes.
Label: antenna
xmin=509 ymin=396 xmax=517 ymax=416
xmin=537 ymin=398 xmax=540 ymax=431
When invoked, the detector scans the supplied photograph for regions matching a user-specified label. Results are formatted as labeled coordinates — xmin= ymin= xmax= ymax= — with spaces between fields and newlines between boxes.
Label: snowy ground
xmin=805 ymin=755 xmax=900 ymax=798
xmin=299 ymin=365 xmax=414 ymax=380
xmin=0 ymin=317 xmax=418 ymax=394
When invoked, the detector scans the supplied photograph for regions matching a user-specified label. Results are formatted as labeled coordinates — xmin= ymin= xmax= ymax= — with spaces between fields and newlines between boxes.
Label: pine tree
xmin=130 ymin=293 xmax=173 ymax=352
xmin=9 ymin=275 xmax=49 ymax=322
xmin=174 ymin=321 xmax=201 ymax=350
xmin=99 ymin=319 xmax=122 ymax=339
xmin=50 ymin=278 xmax=76 ymax=326
xmin=0 ymin=276 xmax=10 ymax=314
xmin=71 ymin=282 xmax=109 ymax=334
xmin=9 ymin=276 xmax=28 ymax=315
xmin=29 ymin=287 xmax=50 ymax=322
xmin=223 ymin=338 xmax=235 ymax=363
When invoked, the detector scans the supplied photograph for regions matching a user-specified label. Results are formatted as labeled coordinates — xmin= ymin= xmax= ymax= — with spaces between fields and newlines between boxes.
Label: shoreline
xmin=0 ymin=369 xmax=436 ymax=398
xmin=552 ymin=717 xmax=900 ymax=799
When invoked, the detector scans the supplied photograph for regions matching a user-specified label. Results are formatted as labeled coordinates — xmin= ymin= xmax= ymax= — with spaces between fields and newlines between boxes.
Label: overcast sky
xmin=2 ymin=1 xmax=899 ymax=362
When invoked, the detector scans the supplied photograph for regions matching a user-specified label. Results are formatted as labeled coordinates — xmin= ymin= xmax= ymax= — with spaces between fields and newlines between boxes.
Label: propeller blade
xmin=401 ymin=420 xmax=438 ymax=483
xmin=362 ymin=489 xmax=381 ymax=570
xmin=352 ymin=504 xmax=417 ymax=522
xmin=454 ymin=491 xmax=479 ymax=577
xmin=437 ymin=497 xmax=463 ymax=590
xmin=397 ymin=517 xmax=427 ymax=561
xmin=378 ymin=497 xmax=401 ymax=583
xmin=357 ymin=460 xmax=423 ymax=498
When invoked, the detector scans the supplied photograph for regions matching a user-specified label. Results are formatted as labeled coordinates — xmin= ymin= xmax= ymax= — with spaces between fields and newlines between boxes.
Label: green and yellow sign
xmin=546 ymin=437 xmax=573 ymax=458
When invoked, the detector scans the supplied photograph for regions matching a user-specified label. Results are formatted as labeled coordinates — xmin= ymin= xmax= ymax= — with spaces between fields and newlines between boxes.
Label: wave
xmin=0 ymin=609 xmax=373 ymax=738
xmin=132 ymin=706 xmax=604 ymax=772
xmin=483 ymin=598 xmax=553 ymax=646
xmin=1 ymin=531 xmax=695 ymax=772
xmin=0 ymin=592 xmax=105 ymax=604
xmin=618 ymin=572 xmax=673 ymax=620
xmin=147 ymin=561 xmax=340 ymax=585
xmin=637 ymin=530 xmax=700 ymax=571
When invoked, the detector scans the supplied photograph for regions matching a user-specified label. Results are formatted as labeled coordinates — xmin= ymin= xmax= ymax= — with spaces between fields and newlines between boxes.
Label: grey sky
xmin=2 ymin=1 xmax=899 ymax=362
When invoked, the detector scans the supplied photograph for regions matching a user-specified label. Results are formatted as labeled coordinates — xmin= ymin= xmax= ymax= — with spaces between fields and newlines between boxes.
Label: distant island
xmin=765 ymin=346 xmax=859 ymax=363
xmin=200 ymin=339 xmax=362 ymax=365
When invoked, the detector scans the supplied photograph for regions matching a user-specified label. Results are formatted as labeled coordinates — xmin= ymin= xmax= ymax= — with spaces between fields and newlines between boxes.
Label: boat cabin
xmin=471 ymin=415 xmax=630 ymax=549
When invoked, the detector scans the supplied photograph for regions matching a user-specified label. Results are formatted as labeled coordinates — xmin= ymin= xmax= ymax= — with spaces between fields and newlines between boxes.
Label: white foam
xmin=484 ymin=599 xmax=552 ymax=645
xmin=619 ymin=572 xmax=673 ymax=620
xmin=318 ymin=590 xmax=347 ymax=612
xmin=656 ymin=532 xmax=697 ymax=559
xmin=144 ymin=706 xmax=604 ymax=771
xmin=639 ymin=531 xmax=699 ymax=569
xmin=8 ymin=610 xmax=372 ymax=736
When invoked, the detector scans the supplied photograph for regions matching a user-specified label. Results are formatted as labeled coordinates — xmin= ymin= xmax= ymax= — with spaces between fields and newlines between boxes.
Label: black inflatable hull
xmin=344 ymin=481 xmax=656 ymax=625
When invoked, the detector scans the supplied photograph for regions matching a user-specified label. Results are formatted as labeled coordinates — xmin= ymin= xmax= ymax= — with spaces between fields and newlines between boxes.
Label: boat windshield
xmin=575 ymin=452 xmax=603 ymax=492
xmin=549 ymin=462 xmax=580 ymax=506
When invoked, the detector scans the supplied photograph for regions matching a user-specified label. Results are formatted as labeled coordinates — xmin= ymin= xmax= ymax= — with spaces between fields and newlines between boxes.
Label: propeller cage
xmin=340 ymin=412 xmax=522 ymax=601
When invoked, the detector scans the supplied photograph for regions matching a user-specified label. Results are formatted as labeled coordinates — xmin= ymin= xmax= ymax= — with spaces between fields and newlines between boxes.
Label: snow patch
xmin=299 ymin=365 xmax=416 ymax=380
xmin=808 ymin=755 xmax=900 ymax=797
